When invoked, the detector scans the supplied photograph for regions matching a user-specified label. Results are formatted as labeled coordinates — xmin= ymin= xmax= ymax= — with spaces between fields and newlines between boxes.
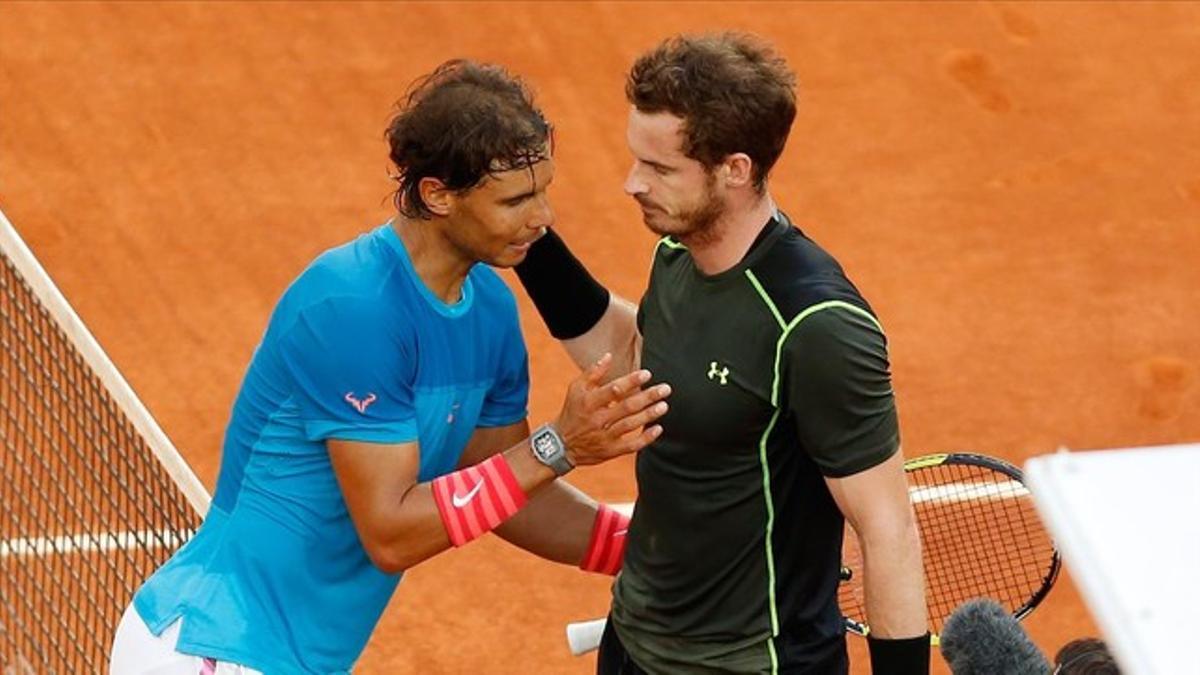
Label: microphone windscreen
xmin=940 ymin=598 xmax=1051 ymax=675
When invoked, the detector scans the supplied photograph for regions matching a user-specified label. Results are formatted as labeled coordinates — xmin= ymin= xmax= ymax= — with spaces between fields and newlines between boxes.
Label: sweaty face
xmin=445 ymin=157 xmax=555 ymax=268
xmin=624 ymin=108 xmax=726 ymax=239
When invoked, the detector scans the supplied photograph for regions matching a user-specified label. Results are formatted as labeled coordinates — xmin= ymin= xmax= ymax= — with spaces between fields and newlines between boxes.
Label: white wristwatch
xmin=530 ymin=423 xmax=574 ymax=476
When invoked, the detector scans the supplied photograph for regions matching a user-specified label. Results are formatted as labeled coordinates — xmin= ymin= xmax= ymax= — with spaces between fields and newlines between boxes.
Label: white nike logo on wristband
xmin=452 ymin=480 xmax=484 ymax=508
xmin=614 ymin=529 xmax=628 ymax=537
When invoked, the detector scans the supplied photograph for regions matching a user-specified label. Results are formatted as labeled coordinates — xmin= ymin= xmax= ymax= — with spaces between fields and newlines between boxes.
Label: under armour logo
xmin=707 ymin=361 xmax=730 ymax=385
xmin=344 ymin=392 xmax=377 ymax=414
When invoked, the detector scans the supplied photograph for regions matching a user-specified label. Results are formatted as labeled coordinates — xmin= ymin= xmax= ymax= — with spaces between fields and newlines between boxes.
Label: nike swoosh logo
xmin=452 ymin=480 xmax=484 ymax=508
xmin=613 ymin=529 xmax=628 ymax=537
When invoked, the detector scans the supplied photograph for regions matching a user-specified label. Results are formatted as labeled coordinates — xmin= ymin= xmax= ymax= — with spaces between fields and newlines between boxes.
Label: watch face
xmin=532 ymin=431 xmax=558 ymax=461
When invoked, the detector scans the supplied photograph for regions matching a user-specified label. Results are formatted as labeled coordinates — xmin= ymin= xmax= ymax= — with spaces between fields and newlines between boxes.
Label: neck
xmin=392 ymin=217 xmax=473 ymax=303
xmin=681 ymin=192 xmax=776 ymax=275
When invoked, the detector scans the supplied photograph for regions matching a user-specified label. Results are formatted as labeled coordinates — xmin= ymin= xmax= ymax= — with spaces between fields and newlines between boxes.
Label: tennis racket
xmin=567 ymin=452 xmax=1060 ymax=654
xmin=839 ymin=452 xmax=1060 ymax=642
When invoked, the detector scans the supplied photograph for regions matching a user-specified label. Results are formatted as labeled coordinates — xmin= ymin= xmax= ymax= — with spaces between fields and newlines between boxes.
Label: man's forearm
xmin=515 ymin=228 xmax=641 ymax=378
xmin=494 ymin=479 xmax=597 ymax=565
xmin=561 ymin=295 xmax=640 ymax=378
xmin=861 ymin=517 xmax=927 ymax=638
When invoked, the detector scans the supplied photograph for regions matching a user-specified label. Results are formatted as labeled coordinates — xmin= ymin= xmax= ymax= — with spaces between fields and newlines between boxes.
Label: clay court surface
xmin=2 ymin=2 xmax=1198 ymax=673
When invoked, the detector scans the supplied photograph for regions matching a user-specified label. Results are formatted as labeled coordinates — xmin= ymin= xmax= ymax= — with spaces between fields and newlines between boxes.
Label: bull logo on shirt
xmin=344 ymin=392 xmax=377 ymax=414
xmin=707 ymin=361 xmax=730 ymax=386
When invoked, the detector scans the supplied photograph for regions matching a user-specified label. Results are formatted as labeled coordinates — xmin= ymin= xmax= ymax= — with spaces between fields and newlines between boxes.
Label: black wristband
xmin=867 ymin=633 xmax=930 ymax=675
xmin=514 ymin=229 xmax=610 ymax=339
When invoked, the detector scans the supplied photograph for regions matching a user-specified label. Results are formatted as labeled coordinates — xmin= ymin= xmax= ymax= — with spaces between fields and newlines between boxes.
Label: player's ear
xmin=720 ymin=153 xmax=754 ymax=189
xmin=418 ymin=177 xmax=453 ymax=217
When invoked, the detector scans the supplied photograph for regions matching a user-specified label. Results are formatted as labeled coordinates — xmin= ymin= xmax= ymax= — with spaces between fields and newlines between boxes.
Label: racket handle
xmin=566 ymin=617 xmax=607 ymax=656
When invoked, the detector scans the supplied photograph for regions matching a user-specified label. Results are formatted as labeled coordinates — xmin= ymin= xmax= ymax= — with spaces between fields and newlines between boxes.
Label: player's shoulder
xmin=467 ymin=264 xmax=519 ymax=314
xmin=275 ymin=227 xmax=409 ymax=326
xmin=467 ymin=262 xmax=514 ymax=297
xmin=748 ymin=218 xmax=874 ymax=324
xmin=752 ymin=218 xmax=845 ymax=285
xmin=301 ymin=228 xmax=395 ymax=295
xmin=786 ymin=303 xmax=886 ymax=352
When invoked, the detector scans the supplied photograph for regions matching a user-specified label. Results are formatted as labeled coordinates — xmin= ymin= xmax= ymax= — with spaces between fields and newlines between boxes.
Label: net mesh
xmin=839 ymin=456 xmax=1058 ymax=635
xmin=0 ymin=247 xmax=200 ymax=674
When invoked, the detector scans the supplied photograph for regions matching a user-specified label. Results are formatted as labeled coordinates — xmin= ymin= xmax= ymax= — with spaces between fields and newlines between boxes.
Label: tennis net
xmin=0 ymin=208 xmax=208 ymax=673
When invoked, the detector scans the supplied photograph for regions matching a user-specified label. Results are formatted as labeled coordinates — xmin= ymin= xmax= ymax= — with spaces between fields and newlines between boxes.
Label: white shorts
xmin=109 ymin=604 xmax=262 ymax=675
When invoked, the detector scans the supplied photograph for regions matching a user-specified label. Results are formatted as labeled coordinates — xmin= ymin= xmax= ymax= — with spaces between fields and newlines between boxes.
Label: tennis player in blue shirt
xmin=109 ymin=59 xmax=668 ymax=675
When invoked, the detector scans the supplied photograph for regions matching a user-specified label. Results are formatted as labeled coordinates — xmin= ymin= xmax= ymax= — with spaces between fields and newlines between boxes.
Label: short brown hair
xmin=1054 ymin=638 xmax=1121 ymax=674
xmin=386 ymin=60 xmax=551 ymax=219
xmin=626 ymin=33 xmax=796 ymax=190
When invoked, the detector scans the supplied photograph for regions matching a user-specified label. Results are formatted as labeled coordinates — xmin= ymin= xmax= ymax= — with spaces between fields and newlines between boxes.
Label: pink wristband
xmin=432 ymin=454 xmax=528 ymax=547
xmin=580 ymin=504 xmax=630 ymax=575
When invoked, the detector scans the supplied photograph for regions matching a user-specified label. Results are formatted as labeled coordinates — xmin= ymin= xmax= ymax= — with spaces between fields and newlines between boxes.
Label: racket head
xmin=838 ymin=452 xmax=1061 ymax=638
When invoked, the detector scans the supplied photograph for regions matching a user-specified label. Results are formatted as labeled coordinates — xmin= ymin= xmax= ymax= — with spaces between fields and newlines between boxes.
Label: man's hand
xmin=555 ymin=353 xmax=670 ymax=466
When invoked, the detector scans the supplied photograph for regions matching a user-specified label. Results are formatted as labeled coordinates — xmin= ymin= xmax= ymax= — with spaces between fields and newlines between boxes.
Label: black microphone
xmin=940 ymin=598 xmax=1051 ymax=675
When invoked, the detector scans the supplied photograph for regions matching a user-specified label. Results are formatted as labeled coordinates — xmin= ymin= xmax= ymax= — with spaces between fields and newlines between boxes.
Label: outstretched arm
xmin=455 ymin=355 xmax=662 ymax=572
xmin=457 ymin=421 xmax=599 ymax=566
xmin=561 ymin=295 xmax=640 ymax=378
xmin=515 ymin=229 xmax=641 ymax=378
xmin=329 ymin=356 xmax=667 ymax=574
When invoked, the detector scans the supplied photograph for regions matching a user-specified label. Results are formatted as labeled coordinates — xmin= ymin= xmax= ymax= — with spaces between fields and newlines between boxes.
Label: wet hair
xmin=1054 ymin=638 xmax=1121 ymax=674
xmin=626 ymin=32 xmax=797 ymax=190
xmin=385 ymin=59 xmax=551 ymax=219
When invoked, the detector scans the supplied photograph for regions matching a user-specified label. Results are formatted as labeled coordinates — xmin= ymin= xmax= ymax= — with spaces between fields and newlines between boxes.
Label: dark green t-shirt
xmin=610 ymin=213 xmax=899 ymax=674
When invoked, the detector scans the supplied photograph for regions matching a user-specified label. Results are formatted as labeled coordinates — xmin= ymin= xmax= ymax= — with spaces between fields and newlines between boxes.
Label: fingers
xmin=582 ymin=353 xmax=614 ymax=387
xmin=599 ymin=383 xmax=671 ymax=429
xmin=615 ymin=424 xmax=664 ymax=455
xmin=558 ymin=362 xmax=673 ymax=466
xmin=573 ymin=424 xmax=662 ymax=465
xmin=604 ymin=399 xmax=669 ymax=437
xmin=588 ymin=367 xmax=652 ymax=408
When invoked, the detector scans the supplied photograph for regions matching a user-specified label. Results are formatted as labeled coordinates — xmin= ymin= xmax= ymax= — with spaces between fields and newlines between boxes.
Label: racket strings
xmin=838 ymin=458 xmax=1057 ymax=635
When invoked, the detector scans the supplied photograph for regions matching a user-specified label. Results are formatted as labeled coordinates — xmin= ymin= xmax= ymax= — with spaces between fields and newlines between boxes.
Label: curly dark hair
xmin=626 ymin=32 xmax=796 ymax=191
xmin=385 ymin=59 xmax=551 ymax=219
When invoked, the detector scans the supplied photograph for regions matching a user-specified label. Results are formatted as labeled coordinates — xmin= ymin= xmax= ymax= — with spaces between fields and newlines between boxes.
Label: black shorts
xmin=596 ymin=617 xmax=650 ymax=675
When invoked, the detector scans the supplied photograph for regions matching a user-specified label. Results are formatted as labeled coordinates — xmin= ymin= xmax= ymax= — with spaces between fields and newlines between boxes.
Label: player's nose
xmin=529 ymin=193 xmax=554 ymax=230
xmin=624 ymin=165 xmax=648 ymax=196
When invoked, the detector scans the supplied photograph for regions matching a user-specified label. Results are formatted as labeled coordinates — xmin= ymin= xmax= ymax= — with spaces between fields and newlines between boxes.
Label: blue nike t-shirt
xmin=133 ymin=223 xmax=529 ymax=674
